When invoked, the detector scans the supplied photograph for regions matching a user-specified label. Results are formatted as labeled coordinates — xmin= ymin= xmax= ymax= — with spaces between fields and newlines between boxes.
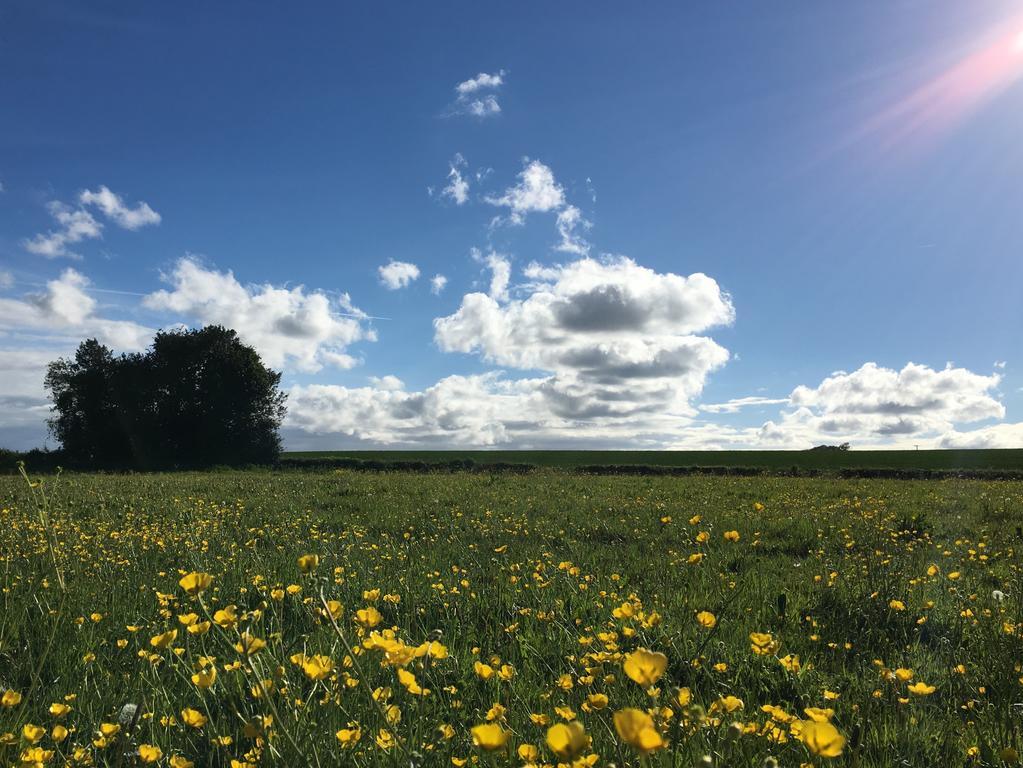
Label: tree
xmin=45 ymin=326 xmax=287 ymax=468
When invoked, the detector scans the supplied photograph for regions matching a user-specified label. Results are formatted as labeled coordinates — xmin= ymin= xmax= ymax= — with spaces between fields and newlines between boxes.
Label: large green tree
xmin=45 ymin=326 xmax=287 ymax=468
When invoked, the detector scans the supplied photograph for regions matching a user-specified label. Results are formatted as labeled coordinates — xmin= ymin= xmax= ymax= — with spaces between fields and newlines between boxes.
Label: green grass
xmin=283 ymin=447 xmax=1023 ymax=471
xmin=1 ymin=468 xmax=1021 ymax=766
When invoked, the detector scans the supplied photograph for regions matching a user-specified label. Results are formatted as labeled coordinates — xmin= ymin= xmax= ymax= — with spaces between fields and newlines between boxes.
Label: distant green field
xmin=282 ymin=448 xmax=1023 ymax=471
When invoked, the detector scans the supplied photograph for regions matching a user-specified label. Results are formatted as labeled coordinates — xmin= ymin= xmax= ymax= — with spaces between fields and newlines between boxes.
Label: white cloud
xmin=430 ymin=274 xmax=448 ymax=295
xmin=450 ymin=70 xmax=505 ymax=118
xmin=378 ymin=260 xmax=421 ymax=290
xmin=23 ymin=185 xmax=160 ymax=258
xmin=471 ymin=249 xmax=511 ymax=301
xmin=23 ymin=202 xmax=102 ymax=258
xmin=937 ymin=422 xmax=1023 ymax=449
xmin=0 ymin=271 xmax=12 ymax=289
xmin=786 ymin=362 xmax=1003 ymax=436
xmin=0 ymin=268 xmax=152 ymax=350
xmin=466 ymin=96 xmax=500 ymax=117
xmin=700 ymin=396 xmax=791 ymax=414
xmin=456 ymin=71 xmax=505 ymax=95
xmin=555 ymin=205 xmax=591 ymax=255
xmin=143 ymin=257 xmax=372 ymax=372
xmin=440 ymin=154 xmax=470 ymax=205
xmin=287 ymin=256 xmax=735 ymax=447
xmin=79 ymin=186 xmax=161 ymax=230
xmin=486 ymin=159 xmax=565 ymax=224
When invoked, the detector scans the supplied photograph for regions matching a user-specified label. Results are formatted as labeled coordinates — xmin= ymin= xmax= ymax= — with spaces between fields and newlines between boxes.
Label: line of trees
xmin=45 ymin=325 xmax=286 ymax=469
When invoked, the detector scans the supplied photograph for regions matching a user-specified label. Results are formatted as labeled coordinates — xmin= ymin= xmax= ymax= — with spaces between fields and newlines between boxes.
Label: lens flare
xmin=856 ymin=13 xmax=1023 ymax=153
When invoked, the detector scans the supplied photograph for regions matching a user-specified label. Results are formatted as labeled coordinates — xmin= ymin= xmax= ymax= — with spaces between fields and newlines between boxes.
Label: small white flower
xmin=992 ymin=590 xmax=1007 ymax=603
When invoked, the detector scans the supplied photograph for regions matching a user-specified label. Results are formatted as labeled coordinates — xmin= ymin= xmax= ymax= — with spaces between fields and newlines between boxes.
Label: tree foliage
xmin=45 ymin=326 xmax=286 ymax=468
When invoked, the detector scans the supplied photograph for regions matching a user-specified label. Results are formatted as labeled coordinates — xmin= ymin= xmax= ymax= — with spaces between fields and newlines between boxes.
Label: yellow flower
xmin=178 ymin=572 xmax=213 ymax=595
xmin=471 ymin=723 xmax=510 ymax=751
xmin=474 ymin=661 xmax=496 ymax=681
xmin=799 ymin=719 xmax=845 ymax=758
xmin=323 ymin=600 xmax=344 ymax=621
xmin=1 ymin=689 xmax=21 ymax=707
xmin=138 ymin=744 xmax=163 ymax=763
xmin=354 ymin=606 xmax=383 ymax=629
xmin=889 ymin=599 xmax=906 ymax=612
xmin=213 ymin=606 xmax=238 ymax=629
xmin=169 ymin=756 xmax=194 ymax=768
xmin=149 ymin=629 xmax=178 ymax=649
xmin=687 ymin=553 xmax=704 ymax=565
xmin=695 ymin=611 xmax=717 ymax=629
xmin=803 ymin=707 xmax=834 ymax=722
xmin=397 ymin=668 xmax=429 ymax=695
xmin=187 ymin=621 xmax=211 ymax=635
xmin=17 ymin=747 xmax=54 ymax=766
xmin=583 ymin=693 xmax=608 ymax=711
xmin=48 ymin=703 xmax=71 ymax=718
xmin=907 ymin=681 xmax=936 ymax=696
xmin=711 ymin=695 xmax=744 ymax=713
xmin=180 ymin=708 xmax=207 ymax=729
xmin=22 ymin=724 xmax=45 ymax=744
xmin=302 ymin=655 xmax=335 ymax=681
xmin=517 ymin=744 xmax=539 ymax=761
xmin=234 ymin=633 xmax=266 ymax=655
xmin=297 ymin=554 xmax=319 ymax=573
xmin=546 ymin=721 xmax=589 ymax=761
xmin=613 ymin=708 xmax=666 ymax=754
xmin=749 ymin=632 xmax=778 ymax=656
xmin=51 ymin=725 xmax=68 ymax=743
xmin=191 ymin=667 xmax=217 ymax=689
xmin=676 ymin=687 xmax=692 ymax=707
xmin=100 ymin=723 xmax=121 ymax=737
xmin=623 ymin=648 xmax=668 ymax=686
xmin=336 ymin=724 xmax=362 ymax=748
xmin=894 ymin=668 xmax=914 ymax=682
xmin=779 ymin=654 xmax=801 ymax=673
xmin=723 ymin=530 xmax=740 ymax=542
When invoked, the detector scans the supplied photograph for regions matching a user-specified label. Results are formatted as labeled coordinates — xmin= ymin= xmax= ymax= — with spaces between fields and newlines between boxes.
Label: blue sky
xmin=2 ymin=1 xmax=1022 ymax=450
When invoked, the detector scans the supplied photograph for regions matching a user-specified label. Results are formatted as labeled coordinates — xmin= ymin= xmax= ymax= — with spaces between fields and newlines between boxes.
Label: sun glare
xmin=1015 ymin=29 xmax=1023 ymax=52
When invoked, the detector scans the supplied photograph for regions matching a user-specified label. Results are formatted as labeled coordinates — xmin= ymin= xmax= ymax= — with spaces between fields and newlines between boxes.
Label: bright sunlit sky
xmin=2 ymin=1 xmax=1022 ymax=450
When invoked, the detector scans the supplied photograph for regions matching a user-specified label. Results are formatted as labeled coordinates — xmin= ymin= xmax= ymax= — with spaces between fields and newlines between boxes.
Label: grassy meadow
xmin=1 ymin=468 xmax=1022 ymax=767
xmin=282 ymin=448 xmax=1023 ymax=472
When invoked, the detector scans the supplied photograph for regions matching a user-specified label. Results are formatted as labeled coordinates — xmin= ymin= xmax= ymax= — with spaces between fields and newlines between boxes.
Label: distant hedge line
xmin=5 ymin=448 xmax=1023 ymax=480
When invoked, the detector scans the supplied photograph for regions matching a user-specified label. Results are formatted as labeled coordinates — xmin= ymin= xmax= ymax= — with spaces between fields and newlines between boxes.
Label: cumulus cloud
xmin=143 ymin=257 xmax=372 ymax=372
xmin=484 ymin=159 xmax=593 ymax=254
xmin=23 ymin=185 xmax=160 ymax=258
xmin=430 ymin=274 xmax=448 ymax=295
xmin=286 ymin=256 xmax=735 ymax=447
xmin=23 ymin=203 xmax=102 ymax=258
xmin=937 ymin=422 xmax=1023 ymax=449
xmin=440 ymin=154 xmax=470 ymax=205
xmin=786 ymin=362 xmax=1004 ymax=436
xmin=79 ymin=186 xmax=161 ymax=230
xmin=0 ymin=268 xmax=152 ymax=350
xmin=378 ymin=260 xmax=421 ymax=290
xmin=449 ymin=70 xmax=505 ymax=118
xmin=720 ymin=361 xmax=1017 ymax=449
xmin=485 ymin=159 xmax=565 ymax=224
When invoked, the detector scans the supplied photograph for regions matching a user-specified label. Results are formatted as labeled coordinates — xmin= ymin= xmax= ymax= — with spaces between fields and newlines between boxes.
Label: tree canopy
xmin=45 ymin=326 xmax=287 ymax=468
